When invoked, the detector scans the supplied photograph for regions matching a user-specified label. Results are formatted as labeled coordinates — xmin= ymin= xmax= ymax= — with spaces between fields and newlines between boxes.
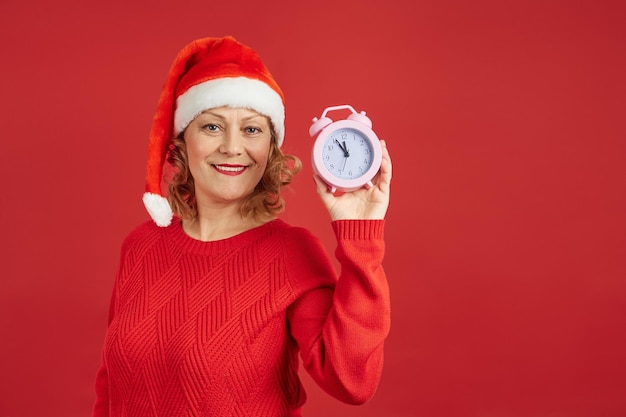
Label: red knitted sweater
xmin=92 ymin=218 xmax=389 ymax=417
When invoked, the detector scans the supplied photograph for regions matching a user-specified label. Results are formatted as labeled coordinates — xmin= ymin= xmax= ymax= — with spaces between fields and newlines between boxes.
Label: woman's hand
xmin=314 ymin=140 xmax=392 ymax=220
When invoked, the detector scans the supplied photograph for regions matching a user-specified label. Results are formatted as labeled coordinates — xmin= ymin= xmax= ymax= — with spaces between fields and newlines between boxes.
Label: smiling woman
xmin=91 ymin=36 xmax=393 ymax=417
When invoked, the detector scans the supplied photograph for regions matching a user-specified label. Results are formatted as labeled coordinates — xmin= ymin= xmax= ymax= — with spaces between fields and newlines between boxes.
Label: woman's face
xmin=183 ymin=106 xmax=272 ymax=208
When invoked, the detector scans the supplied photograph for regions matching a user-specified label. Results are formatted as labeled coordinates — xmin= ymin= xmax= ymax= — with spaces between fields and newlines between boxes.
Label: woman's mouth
xmin=213 ymin=164 xmax=247 ymax=175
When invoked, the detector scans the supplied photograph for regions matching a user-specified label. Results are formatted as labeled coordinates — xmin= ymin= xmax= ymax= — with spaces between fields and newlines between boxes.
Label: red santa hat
xmin=142 ymin=36 xmax=286 ymax=227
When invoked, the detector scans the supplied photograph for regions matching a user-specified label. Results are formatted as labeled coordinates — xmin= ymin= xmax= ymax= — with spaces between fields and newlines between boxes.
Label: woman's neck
xmin=181 ymin=207 xmax=271 ymax=242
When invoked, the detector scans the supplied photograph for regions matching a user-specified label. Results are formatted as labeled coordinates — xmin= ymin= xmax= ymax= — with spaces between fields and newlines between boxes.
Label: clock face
xmin=321 ymin=128 xmax=374 ymax=180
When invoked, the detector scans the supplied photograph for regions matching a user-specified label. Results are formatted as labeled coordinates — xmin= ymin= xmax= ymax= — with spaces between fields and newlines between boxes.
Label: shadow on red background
xmin=0 ymin=0 xmax=624 ymax=416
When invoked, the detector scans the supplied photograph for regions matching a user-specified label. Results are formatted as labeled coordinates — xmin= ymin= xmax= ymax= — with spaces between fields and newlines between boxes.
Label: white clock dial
xmin=321 ymin=128 xmax=374 ymax=180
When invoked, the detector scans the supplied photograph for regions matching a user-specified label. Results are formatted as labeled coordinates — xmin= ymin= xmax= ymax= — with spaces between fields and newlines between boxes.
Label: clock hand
xmin=335 ymin=139 xmax=349 ymax=157
xmin=342 ymin=141 xmax=350 ymax=157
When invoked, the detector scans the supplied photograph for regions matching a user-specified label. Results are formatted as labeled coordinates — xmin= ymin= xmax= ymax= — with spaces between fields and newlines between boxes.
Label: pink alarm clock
xmin=309 ymin=104 xmax=383 ymax=193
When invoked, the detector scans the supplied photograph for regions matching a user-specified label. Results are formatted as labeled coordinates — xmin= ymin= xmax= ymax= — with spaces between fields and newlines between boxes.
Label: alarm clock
xmin=309 ymin=104 xmax=383 ymax=193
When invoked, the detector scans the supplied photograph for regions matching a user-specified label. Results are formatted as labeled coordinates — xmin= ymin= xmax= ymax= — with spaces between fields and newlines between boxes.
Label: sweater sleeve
xmin=285 ymin=220 xmax=390 ymax=405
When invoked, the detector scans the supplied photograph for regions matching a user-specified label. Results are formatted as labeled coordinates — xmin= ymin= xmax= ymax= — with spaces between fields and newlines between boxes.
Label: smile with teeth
xmin=213 ymin=164 xmax=247 ymax=173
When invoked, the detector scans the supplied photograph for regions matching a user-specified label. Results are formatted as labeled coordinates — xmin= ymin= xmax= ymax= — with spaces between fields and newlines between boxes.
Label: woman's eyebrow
xmin=200 ymin=110 xmax=226 ymax=119
xmin=241 ymin=114 xmax=266 ymax=122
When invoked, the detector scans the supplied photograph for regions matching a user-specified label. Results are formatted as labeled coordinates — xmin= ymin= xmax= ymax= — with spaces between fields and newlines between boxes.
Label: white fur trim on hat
xmin=142 ymin=192 xmax=173 ymax=227
xmin=174 ymin=77 xmax=285 ymax=146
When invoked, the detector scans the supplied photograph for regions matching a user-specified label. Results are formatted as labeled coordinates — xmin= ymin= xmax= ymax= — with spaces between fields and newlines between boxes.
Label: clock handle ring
xmin=320 ymin=104 xmax=358 ymax=118
xmin=319 ymin=104 xmax=373 ymax=128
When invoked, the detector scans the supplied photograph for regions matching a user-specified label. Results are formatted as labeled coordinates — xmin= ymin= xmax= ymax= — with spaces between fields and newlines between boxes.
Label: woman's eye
xmin=245 ymin=127 xmax=261 ymax=134
xmin=203 ymin=123 xmax=219 ymax=132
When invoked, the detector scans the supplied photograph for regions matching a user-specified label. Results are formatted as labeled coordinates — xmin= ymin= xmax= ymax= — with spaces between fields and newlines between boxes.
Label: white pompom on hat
xmin=143 ymin=36 xmax=286 ymax=227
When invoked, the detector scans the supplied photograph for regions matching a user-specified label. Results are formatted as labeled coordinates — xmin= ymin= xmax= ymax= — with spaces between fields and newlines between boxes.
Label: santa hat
xmin=142 ymin=36 xmax=286 ymax=227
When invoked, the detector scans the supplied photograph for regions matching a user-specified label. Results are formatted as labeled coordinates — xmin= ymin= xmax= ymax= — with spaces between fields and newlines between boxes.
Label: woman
xmin=93 ymin=36 xmax=392 ymax=417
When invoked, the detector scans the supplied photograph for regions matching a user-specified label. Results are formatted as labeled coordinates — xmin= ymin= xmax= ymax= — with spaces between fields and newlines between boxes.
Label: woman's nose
xmin=219 ymin=130 xmax=243 ymax=155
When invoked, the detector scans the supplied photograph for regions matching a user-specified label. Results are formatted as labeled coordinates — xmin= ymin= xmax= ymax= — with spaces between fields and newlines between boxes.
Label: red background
xmin=1 ymin=0 xmax=625 ymax=416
